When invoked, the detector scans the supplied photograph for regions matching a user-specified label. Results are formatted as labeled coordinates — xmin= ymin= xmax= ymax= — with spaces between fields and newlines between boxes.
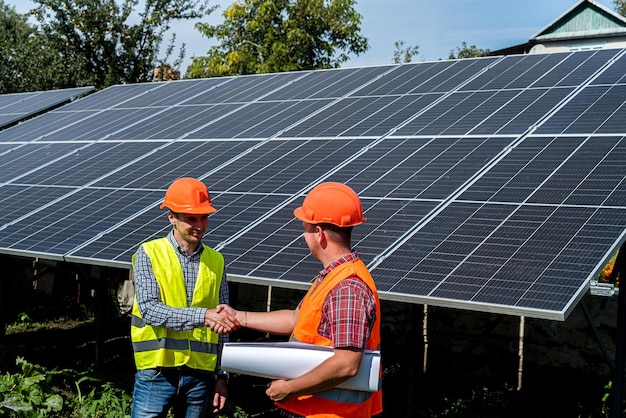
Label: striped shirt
xmin=133 ymin=231 xmax=229 ymax=373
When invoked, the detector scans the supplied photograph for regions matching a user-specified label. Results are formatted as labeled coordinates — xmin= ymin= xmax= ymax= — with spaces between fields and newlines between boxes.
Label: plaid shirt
xmin=133 ymin=231 xmax=229 ymax=373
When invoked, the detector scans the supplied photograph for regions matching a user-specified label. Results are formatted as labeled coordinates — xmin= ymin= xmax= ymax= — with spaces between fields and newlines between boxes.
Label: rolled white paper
xmin=221 ymin=341 xmax=381 ymax=392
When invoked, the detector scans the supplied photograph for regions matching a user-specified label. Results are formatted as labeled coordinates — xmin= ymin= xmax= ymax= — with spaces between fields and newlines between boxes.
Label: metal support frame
xmin=610 ymin=243 xmax=626 ymax=418
xmin=423 ymin=304 xmax=429 ymax=373
xmin=0 ymin=264 xmax=4 ymax=339
xmin=517 ymin=316 xmax=525 ymax=391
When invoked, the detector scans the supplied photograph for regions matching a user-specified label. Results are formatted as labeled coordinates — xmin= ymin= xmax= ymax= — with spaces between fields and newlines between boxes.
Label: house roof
xmin=531 ymin=0 xmax=626 ymax=41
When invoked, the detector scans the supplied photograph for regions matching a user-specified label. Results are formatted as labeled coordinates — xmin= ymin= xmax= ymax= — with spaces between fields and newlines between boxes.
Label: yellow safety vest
xmin=131 ymin=238 xmax=223 ymax=371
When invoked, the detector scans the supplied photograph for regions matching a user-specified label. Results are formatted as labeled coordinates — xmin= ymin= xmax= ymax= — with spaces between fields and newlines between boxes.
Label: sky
xmin=8 ymin=0 xmax=618 ymax=71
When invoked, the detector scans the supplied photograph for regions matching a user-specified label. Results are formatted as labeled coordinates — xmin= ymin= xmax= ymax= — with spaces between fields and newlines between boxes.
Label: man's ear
xmin=316 ymin=225 xmax=327 ymax=247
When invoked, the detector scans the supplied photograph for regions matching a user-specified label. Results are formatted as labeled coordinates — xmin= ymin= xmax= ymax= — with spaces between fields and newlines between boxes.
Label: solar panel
xmin=1 ymin=48 xmax=625 ymax=321
xmin=0 ymin=87 xmax=94 ymax=129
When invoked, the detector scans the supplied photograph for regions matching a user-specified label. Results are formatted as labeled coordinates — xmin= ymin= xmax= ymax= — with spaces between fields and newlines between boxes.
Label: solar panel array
xmin=1 ymin=49 xmax=625 ymax=321
xmin=0 ymin=87 xmax=94 ymax=129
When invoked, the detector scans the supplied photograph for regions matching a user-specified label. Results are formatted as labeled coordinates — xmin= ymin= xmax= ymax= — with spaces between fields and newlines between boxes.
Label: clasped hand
xmin=205 ymin=305 xmax=240 ymax=334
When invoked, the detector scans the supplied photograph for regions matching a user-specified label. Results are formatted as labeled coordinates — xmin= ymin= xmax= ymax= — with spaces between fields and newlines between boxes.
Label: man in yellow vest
xmin=130 ymin=177 xmax=238 ymax=418
xmin=222 ymin=182 xmax=383 ymax=418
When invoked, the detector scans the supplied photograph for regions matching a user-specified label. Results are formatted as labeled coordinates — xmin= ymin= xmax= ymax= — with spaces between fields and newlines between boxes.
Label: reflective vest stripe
xmin=289 ymin=336 xmax=372 ymax=405
xmin=132 ymin=339 xmax=219 ymax=354
xmin=131 ymin=315 xmax=145 ymax=328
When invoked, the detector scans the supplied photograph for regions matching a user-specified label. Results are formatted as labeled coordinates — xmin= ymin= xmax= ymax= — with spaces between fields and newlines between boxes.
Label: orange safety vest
xmin=280 ymin=258 xmax=383 ymax=418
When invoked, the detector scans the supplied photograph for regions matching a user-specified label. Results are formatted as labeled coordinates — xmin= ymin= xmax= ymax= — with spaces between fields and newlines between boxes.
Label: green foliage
xmin=5 ymin=313 xmax=38 ymax=334
xmin=0 ymin=1 xmax=62 ymax=93
xmin=614 ymin=0 xmax=626 ymax=16
xmin=448 ymin=42 xmax=490 ymax=60
xmin=1 ymin=0 xmax=213 ymax=92
xmin=431 ymin=385 xmax=510 ymax=417
xmin=71 ymin=376 xmax=132 ymax=417
xmin=599 ymin=380 xmax=612 ymax=417
xmin=0 ymin=357 xmax=64 ymax=416
xmin=0 ymin=356 xmax=132 ymax=417
xmin=31 ymin=0 xmax=214 ymax=89
xmin=217 ymin=405 xmax=249 ymax=418
xmin=187 ymin=0 xmax=369 ymax=78
xmin=392 ymin=40 xmax=419 ymax=64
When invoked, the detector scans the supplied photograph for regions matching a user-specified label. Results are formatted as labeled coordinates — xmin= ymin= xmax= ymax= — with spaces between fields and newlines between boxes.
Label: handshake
xmin=204 ymin=304 xmax=241 ymax=334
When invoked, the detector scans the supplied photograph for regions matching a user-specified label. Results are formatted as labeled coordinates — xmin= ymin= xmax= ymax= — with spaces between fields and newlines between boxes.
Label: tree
xmin=30 ymin=0 xmax=213 ymax=89
xmin=187 ymin=0 xmax=369 ymax=78
xmin=392 ymin=40 xmax=419 ymax=64
xmin=614 ymin=0 xmax=626 ymax=16
xmin=448 ymin=42 xmax=490 ymax=59
xmin=0 ymin=1 xmax=62 ymax=93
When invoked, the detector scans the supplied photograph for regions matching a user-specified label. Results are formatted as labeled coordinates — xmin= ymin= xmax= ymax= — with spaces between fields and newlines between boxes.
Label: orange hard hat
xmin=294 ymin=182 xmax=366 ymax=227
xmin=160 ymin=177 xmax=217 ymax=214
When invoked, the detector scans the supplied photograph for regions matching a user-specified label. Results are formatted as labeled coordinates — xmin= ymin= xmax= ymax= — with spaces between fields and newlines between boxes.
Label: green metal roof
xmin=532 ymin=0 xmax=626 ymax=41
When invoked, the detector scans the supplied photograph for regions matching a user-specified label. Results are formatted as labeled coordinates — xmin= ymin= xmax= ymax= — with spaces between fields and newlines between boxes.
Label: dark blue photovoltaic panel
xmin=0 ymin=188 xmax=164 ymax=254
xmin=60 ymin=84 xmax=158 ymax=111
xmin=184 ymin=72 xmax=306 ymax=105
xmin=41 ymin=108 xmax=159 ymax=141
xmin=325 ymin=137 xmax=513 ymax=200
xmin=112 ymin=79 xmax=227 ymax=108
xmin=0 ymin=185 xmax=72 ymax=227
xmin=92 ymin=141 xmax=258 ymax=189
xmin=279 ymin=94 xmax=442 ymax=138
xmin=536 ymin=85 xmax=626 ymax=135
xmin=395 ymin=87 xmax=573 ymax=136
xmin=473 ymin=88 xmax=573 ymax=135
xmin=525 ymin=136 xmax=626 ymax=206
xmin=0 ymin=110 xmax=99 ymax=142
xmin=0 ymin=48 xmax=624 ymax=321
xmin=204 ymin=139 xmax=376 ymax=195
xmin=0 ymin=87 xmax=94 ymax=129
xmin=221 ymin=197 xmax=441 ymax=283
xmin=0 ymin=143 xmax=78 ymax=182
xmin=68 ymin=192 xmax=290 ymax=265
xmin=186 ymin=100 xmax=331 ymax=139
xmin=16 ymin=143 xmax=159 ymax=186
xmin=220 ymin=202 xmax=314 ymax=281
xmin=113 ymin=104 xmax=241 ymax=140
xmin=592 ymin=52 xmax=626 ymax=85
xmin=354 ymin=58 xmax=498 ymax=96
xmin=66 ymin=206 xmax=172 ymax=263
xmin=373 ymin=203 xmax=626 ymax=312
xmin=460 ymin=49 xmax=619 ymax=91
xmin=262 ymin=66 xmax=391 ymax=101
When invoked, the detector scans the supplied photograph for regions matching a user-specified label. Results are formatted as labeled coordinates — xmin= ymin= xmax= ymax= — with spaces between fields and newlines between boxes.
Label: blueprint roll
xmin=221 ymin=341 xmax=381 ymax=392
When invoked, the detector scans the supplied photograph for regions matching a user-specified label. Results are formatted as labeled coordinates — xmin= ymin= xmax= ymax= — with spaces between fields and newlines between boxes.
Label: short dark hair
xmin=318 ymin=223 xmax=353 ymax=244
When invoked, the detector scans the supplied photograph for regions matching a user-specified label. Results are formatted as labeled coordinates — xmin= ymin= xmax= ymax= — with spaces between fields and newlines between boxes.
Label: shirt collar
xmin=316 ymin=251 xmax=358 ymax=282
xmin=167 ymin=230 xmax=204 ymax=256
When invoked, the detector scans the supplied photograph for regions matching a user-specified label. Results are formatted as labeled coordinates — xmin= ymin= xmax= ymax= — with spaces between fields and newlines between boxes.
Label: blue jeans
xmin=131 ymin=368 xmax=215 ymax=418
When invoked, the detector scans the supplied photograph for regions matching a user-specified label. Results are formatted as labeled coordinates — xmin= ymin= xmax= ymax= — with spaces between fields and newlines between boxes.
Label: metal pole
xmin=517 ymin=316 xmax=525 ymax=391
xmin=612 ymin=244 xmax=626 ymax=418
xmin=423 ymin=304 xmax=428 ymax=373
xmin=613 ymin=283 xmax=626 ymax=418
xmin=0 ymin=262 xmax=5 ymax=339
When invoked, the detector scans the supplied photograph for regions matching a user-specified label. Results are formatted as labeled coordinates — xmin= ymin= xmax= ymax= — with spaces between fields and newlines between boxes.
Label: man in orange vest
xmin=223 ymin=182 xmax=382 ymax=418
